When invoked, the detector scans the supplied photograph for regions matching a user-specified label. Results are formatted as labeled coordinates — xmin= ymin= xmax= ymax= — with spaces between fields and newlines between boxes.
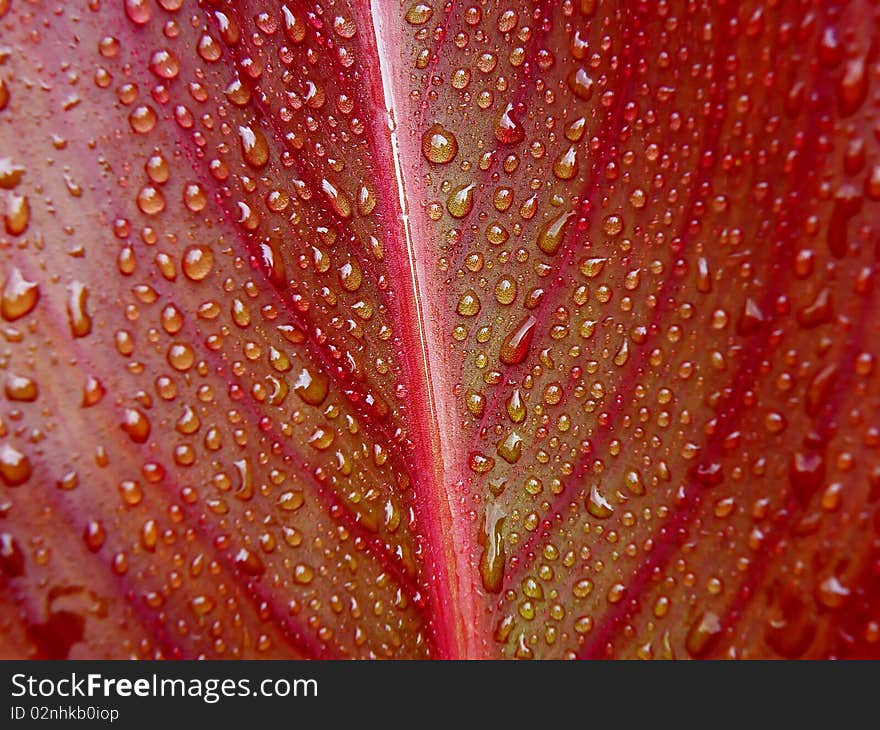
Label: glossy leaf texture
xmin=1 ymin=0 xmax=880 ymax=659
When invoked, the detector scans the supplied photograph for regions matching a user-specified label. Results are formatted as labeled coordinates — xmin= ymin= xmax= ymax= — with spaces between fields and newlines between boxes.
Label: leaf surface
xmin=1 ymin=0 xmax=879 ymax=659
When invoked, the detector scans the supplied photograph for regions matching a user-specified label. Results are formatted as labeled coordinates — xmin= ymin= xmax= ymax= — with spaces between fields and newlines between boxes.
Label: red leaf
xmin=1 ymin=0 xmax=879 ymax=659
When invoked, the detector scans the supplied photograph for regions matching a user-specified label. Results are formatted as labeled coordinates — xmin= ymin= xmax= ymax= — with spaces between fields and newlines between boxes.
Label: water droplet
xmin=278 ymin=490 xmax=305 ymax=512
xmin=5 ymin=194 xmax=29 ymax=235
xmin=5 ymin=374 xmax=37 ymax=402
xmin=281 ymin=5 xmax=306 ymax=43
xmin=686 ymin=611 xmax=722 ymax=657
xmin=149 ymin=49 xmax=179 ymax=80
xmin=405 ymin=2 xmax=433 ymax=25
xmin=81 ymin=376 xmax=105 ymax=407
xmin=0 ymin=533 xmax=25 ymax=577
xmin=182 ymin=245 xmax=213 ymax=281
xmin=293 ymin=367 xmax=329 ymax=406
xmin=737 ymin=297 xmax=765 ymax=335
xmin=494 ymin=103 xmax=525 ymax=145
xmin=124 ymin=0 xmax=151 ymax=26
xmin=1 ymin=268 xmax=39 ymax=321
xmin=537 ymin=209 xmax=575 ymax=255
xmin=586 ymin=484 xmax=613 ymax=519
xmin=553 ymin=145 xmax=579 ymax=180
xmin=321 ymin=178 xmax=353 ymax=219
xmin=0 ymin=444 xmax=31 ymax=486
xmin=446 ymin=183 xmax=475 ymax=218
xmin=496 ymin=431 xmax=523 ymax=464
xmin=479 ymin=503 xmax=506 ymax=593
xmin=136 ymin=185 xmax=165 ymax=215
xmin=66 ymin=282 xmax=92 ymax=338
xmin=0 ymin=158 xmax=25 ymax=189
xmin=421 ymin=124 xmax=458 ymax=164
xmin=567 ymin=67 xmax=594 ymax=100
xmin=500 ymin=315 xmax=536 ymax=365
xmin=129 ymin=105 xmax=157 ymax=134
xmin=457 ymin=289 xmax=481 ymax=317
xmin=121 ymin=408 xmax=151 ymax=444
xmin=506 ymin=388 xmax=526 ymax=423
xmin=338 ymin=260 xmax=362 ymax=292
xmin=239 ymin=124 xmax=269 ymax=168
xmin=183 ymin=183 xmax=207 ymax=212
xmin=234 ymin=548 xmax=266 ymax=576
xmin=293 ymin=563 xmax=315 ymax=584
xmin=167 ymin=342 xmax=195 ymax=371
xmin=789 ymin=451 xmax=825 ymax=502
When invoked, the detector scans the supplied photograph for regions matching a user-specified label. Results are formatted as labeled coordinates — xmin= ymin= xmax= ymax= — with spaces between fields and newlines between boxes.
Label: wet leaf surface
xmin=1 ymin=0 xmax=879 ymax=659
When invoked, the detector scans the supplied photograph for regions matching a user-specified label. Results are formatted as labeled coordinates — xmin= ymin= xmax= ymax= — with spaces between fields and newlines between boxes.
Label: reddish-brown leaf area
xmin=1 ymin=0 xmax=880 ymax=659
